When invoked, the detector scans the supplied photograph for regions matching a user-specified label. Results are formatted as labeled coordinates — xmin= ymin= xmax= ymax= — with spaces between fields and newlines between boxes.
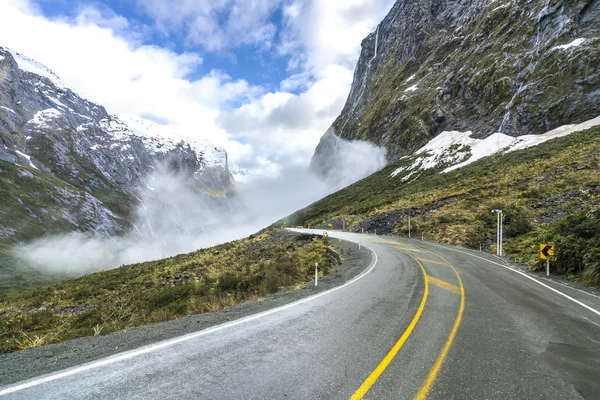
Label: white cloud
xmin=135 ymin=0 xmax=282 ymax=51
xmin=0 ymin=0 xmax=394 ymax=175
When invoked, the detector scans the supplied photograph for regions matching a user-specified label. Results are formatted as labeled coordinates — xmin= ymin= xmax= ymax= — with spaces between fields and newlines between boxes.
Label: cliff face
xmin=0 ymin=47 xmax=234 ymax=243
xmin=312 ymin=0 xmax=600 ymax=172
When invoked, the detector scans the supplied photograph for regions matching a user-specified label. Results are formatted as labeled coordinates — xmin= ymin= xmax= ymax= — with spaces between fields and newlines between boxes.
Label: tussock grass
xmin=0 ymin=229 xmax=335 ymax=353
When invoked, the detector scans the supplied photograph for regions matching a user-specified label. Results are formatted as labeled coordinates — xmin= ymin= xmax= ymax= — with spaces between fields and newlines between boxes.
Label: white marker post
xmin=408 ymin=215 xmax=411 ymax=238
xmin=546 ymin=259 xmax=550 ymax=276
xmin=315 ymin=262 xmax=318 ymax=286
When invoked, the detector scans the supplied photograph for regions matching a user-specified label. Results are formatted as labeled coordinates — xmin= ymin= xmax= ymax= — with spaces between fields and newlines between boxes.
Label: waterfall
xmin=498 ymin=0 xmax=550 ymax=133
xmin=373 ymin=25 xmax=379 ymax=61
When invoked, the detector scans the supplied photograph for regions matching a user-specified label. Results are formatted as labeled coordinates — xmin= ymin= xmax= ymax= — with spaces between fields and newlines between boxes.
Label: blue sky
xmin=0 ymin=0 xmax=394 ymax=175
xmin=34 ymin=0 xmax=292 ymax=92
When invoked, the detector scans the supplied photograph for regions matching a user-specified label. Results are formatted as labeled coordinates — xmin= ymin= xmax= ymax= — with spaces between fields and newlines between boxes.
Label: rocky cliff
xmin=0 ymin=47 xmax=234 ymax=244
xmin=311 ymin=0 xmax=600 ymax=174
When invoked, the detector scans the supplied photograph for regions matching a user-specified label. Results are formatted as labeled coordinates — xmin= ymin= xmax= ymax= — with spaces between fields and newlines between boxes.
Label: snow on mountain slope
xmin=391 ymin=115 xmax=600 ymax=180
xmin=229 ymin=164 xmax=252 ymax=183
xmin=117 ymin=115 xmax=229 ymax=170
xmin=7 ymin=48 xmax=68 ymax=89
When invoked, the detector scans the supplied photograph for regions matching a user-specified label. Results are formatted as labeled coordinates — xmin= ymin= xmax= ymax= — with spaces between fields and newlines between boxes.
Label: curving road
xmin=1 ymin=230 xmax=599 ymax=399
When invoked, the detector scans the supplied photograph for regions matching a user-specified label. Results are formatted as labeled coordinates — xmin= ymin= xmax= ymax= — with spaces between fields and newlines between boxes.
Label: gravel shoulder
xmin=0 ymin=237 xmax=372 ymax=386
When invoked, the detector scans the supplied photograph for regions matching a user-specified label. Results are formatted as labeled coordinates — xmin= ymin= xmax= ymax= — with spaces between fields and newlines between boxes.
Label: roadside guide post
xmin=540 ymin=243 xmax=555 ymax=276
xmin=408 ymin=215 xmax=411 ymax=238
xmin=315 ymin=262 xmax=318 ymax=286
xmin=492 ymin=209 xmax=503 ymax=256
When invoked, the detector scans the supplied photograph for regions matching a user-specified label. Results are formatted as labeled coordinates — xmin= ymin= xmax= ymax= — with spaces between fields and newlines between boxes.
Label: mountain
xmin=311 ymin=0 xmax=600 ymax=176
xmin=0 ymin=47 xmax=234 ymax=245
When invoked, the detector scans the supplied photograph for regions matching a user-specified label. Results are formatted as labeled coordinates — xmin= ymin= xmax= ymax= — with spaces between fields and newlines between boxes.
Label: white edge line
xmin=428 ymin=243 xmax=600 ymax=317
xmin=537 ymin=277 xmax=600 ymax=300
xmin=0 ymin=237 xmax=378 ymax=396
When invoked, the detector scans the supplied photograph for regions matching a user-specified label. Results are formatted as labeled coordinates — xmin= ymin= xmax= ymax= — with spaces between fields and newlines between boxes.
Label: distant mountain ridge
xmin=0 ymin=46 xmax=234 ymax=244
xmin=311 ymin=0 xmax=600 ymax=176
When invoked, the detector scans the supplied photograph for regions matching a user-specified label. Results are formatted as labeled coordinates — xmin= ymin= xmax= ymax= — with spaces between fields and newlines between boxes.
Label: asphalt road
xmin=1 ymin=230 xmax=599 ymax=399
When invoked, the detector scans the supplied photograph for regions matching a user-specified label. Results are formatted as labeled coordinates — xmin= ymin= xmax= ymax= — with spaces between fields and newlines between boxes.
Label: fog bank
xmin=16 ymin=138 xmax=386 ymax=275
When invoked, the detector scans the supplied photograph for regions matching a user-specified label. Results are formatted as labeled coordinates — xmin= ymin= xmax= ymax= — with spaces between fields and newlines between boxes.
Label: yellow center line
xmin=414 ymin=252 xmax=465 ymax=400
xmin=428 ymin=276 xmax=460 ymax=295
xmin=416 ymin=258 xmax=447 ymax=265
xmin=394 ymin=246 xmax=428 ymax=253
xmin=350 ymin=250 xmax=429 ymax=400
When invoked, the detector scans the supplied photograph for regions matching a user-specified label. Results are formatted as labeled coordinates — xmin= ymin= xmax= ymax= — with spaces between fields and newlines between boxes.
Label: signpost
xmin=539 ymin=243 xmax=555 ymax=276
xmin=281 ymin=221 xmax=286 ymax=229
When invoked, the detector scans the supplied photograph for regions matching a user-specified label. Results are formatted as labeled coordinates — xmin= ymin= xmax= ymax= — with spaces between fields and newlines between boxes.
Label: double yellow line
xmin=350 ymin=248 xmax=465 ymax=400
xmin=349 ymin=252 xmax=429 ymax=399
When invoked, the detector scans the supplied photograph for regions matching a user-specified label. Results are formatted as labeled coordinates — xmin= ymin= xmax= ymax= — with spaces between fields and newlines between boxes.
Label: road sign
xmin=539 ymin=244 xmax=555 ymax=260
xmin=328 ymin=223 xmax=332 ymax=227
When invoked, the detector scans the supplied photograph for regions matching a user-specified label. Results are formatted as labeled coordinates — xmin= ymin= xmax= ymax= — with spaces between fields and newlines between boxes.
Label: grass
xmin=288 ymin=125 xmax=600 ymax=284
xmin=0 ymin=229 xmax=336 ymax=354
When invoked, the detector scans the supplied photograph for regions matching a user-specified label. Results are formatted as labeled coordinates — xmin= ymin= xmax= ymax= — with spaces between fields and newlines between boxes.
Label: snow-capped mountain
xmin=0 ymin=46 xmax=234 ymax=243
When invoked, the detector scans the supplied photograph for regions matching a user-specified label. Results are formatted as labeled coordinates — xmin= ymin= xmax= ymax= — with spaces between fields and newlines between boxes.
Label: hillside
xmin=0 ymin=229 xmax=336 ymax=354
xmin=291 ymin=125 xmax=600 ymax=284
xmin=311 ymin=0 xmax=600 ymax=176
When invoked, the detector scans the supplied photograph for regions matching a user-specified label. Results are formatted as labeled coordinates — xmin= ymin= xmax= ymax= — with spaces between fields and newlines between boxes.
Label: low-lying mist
xmin=15 ymin=137 xmax=386 ymax=275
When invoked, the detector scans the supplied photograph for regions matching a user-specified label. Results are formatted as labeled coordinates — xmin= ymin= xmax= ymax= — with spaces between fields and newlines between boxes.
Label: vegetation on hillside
xmin=0 ymin=229 xmax=335 ymax=354
xmin=290 ymin=126 xmax=600 ymax=284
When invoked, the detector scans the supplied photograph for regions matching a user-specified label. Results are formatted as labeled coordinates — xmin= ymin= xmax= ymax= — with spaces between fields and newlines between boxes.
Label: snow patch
xmin=404 ymin=85 xmax=418 ymax=93
xmin=444 ymin=133 xmax=516 ymax=172
xmin=29 ymin=108 xmax=62 ymax=128
xmin=7 ymin=49 xmax=68 ymax=89
xmin=118 ymin=114 xmax=228 ymax=169
xmin=552 ymin=38 xmax=585 ymax=51
xmin=390 ymin=130 xmax=476 ymax=179
xmin=390 ymin=115 xmax=600 ymax=179
xmin=14 ymin=150 xmax=38 ymax=170
xmin=406 ymin=74 xmax=416 ymax=83
xmin=491 ymin=2 xmax=510 ymax=12
xmin=230 ymin=164 xmax=251 ymax=183
xmin=0 ymin=106 xmax=16 ymax=114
